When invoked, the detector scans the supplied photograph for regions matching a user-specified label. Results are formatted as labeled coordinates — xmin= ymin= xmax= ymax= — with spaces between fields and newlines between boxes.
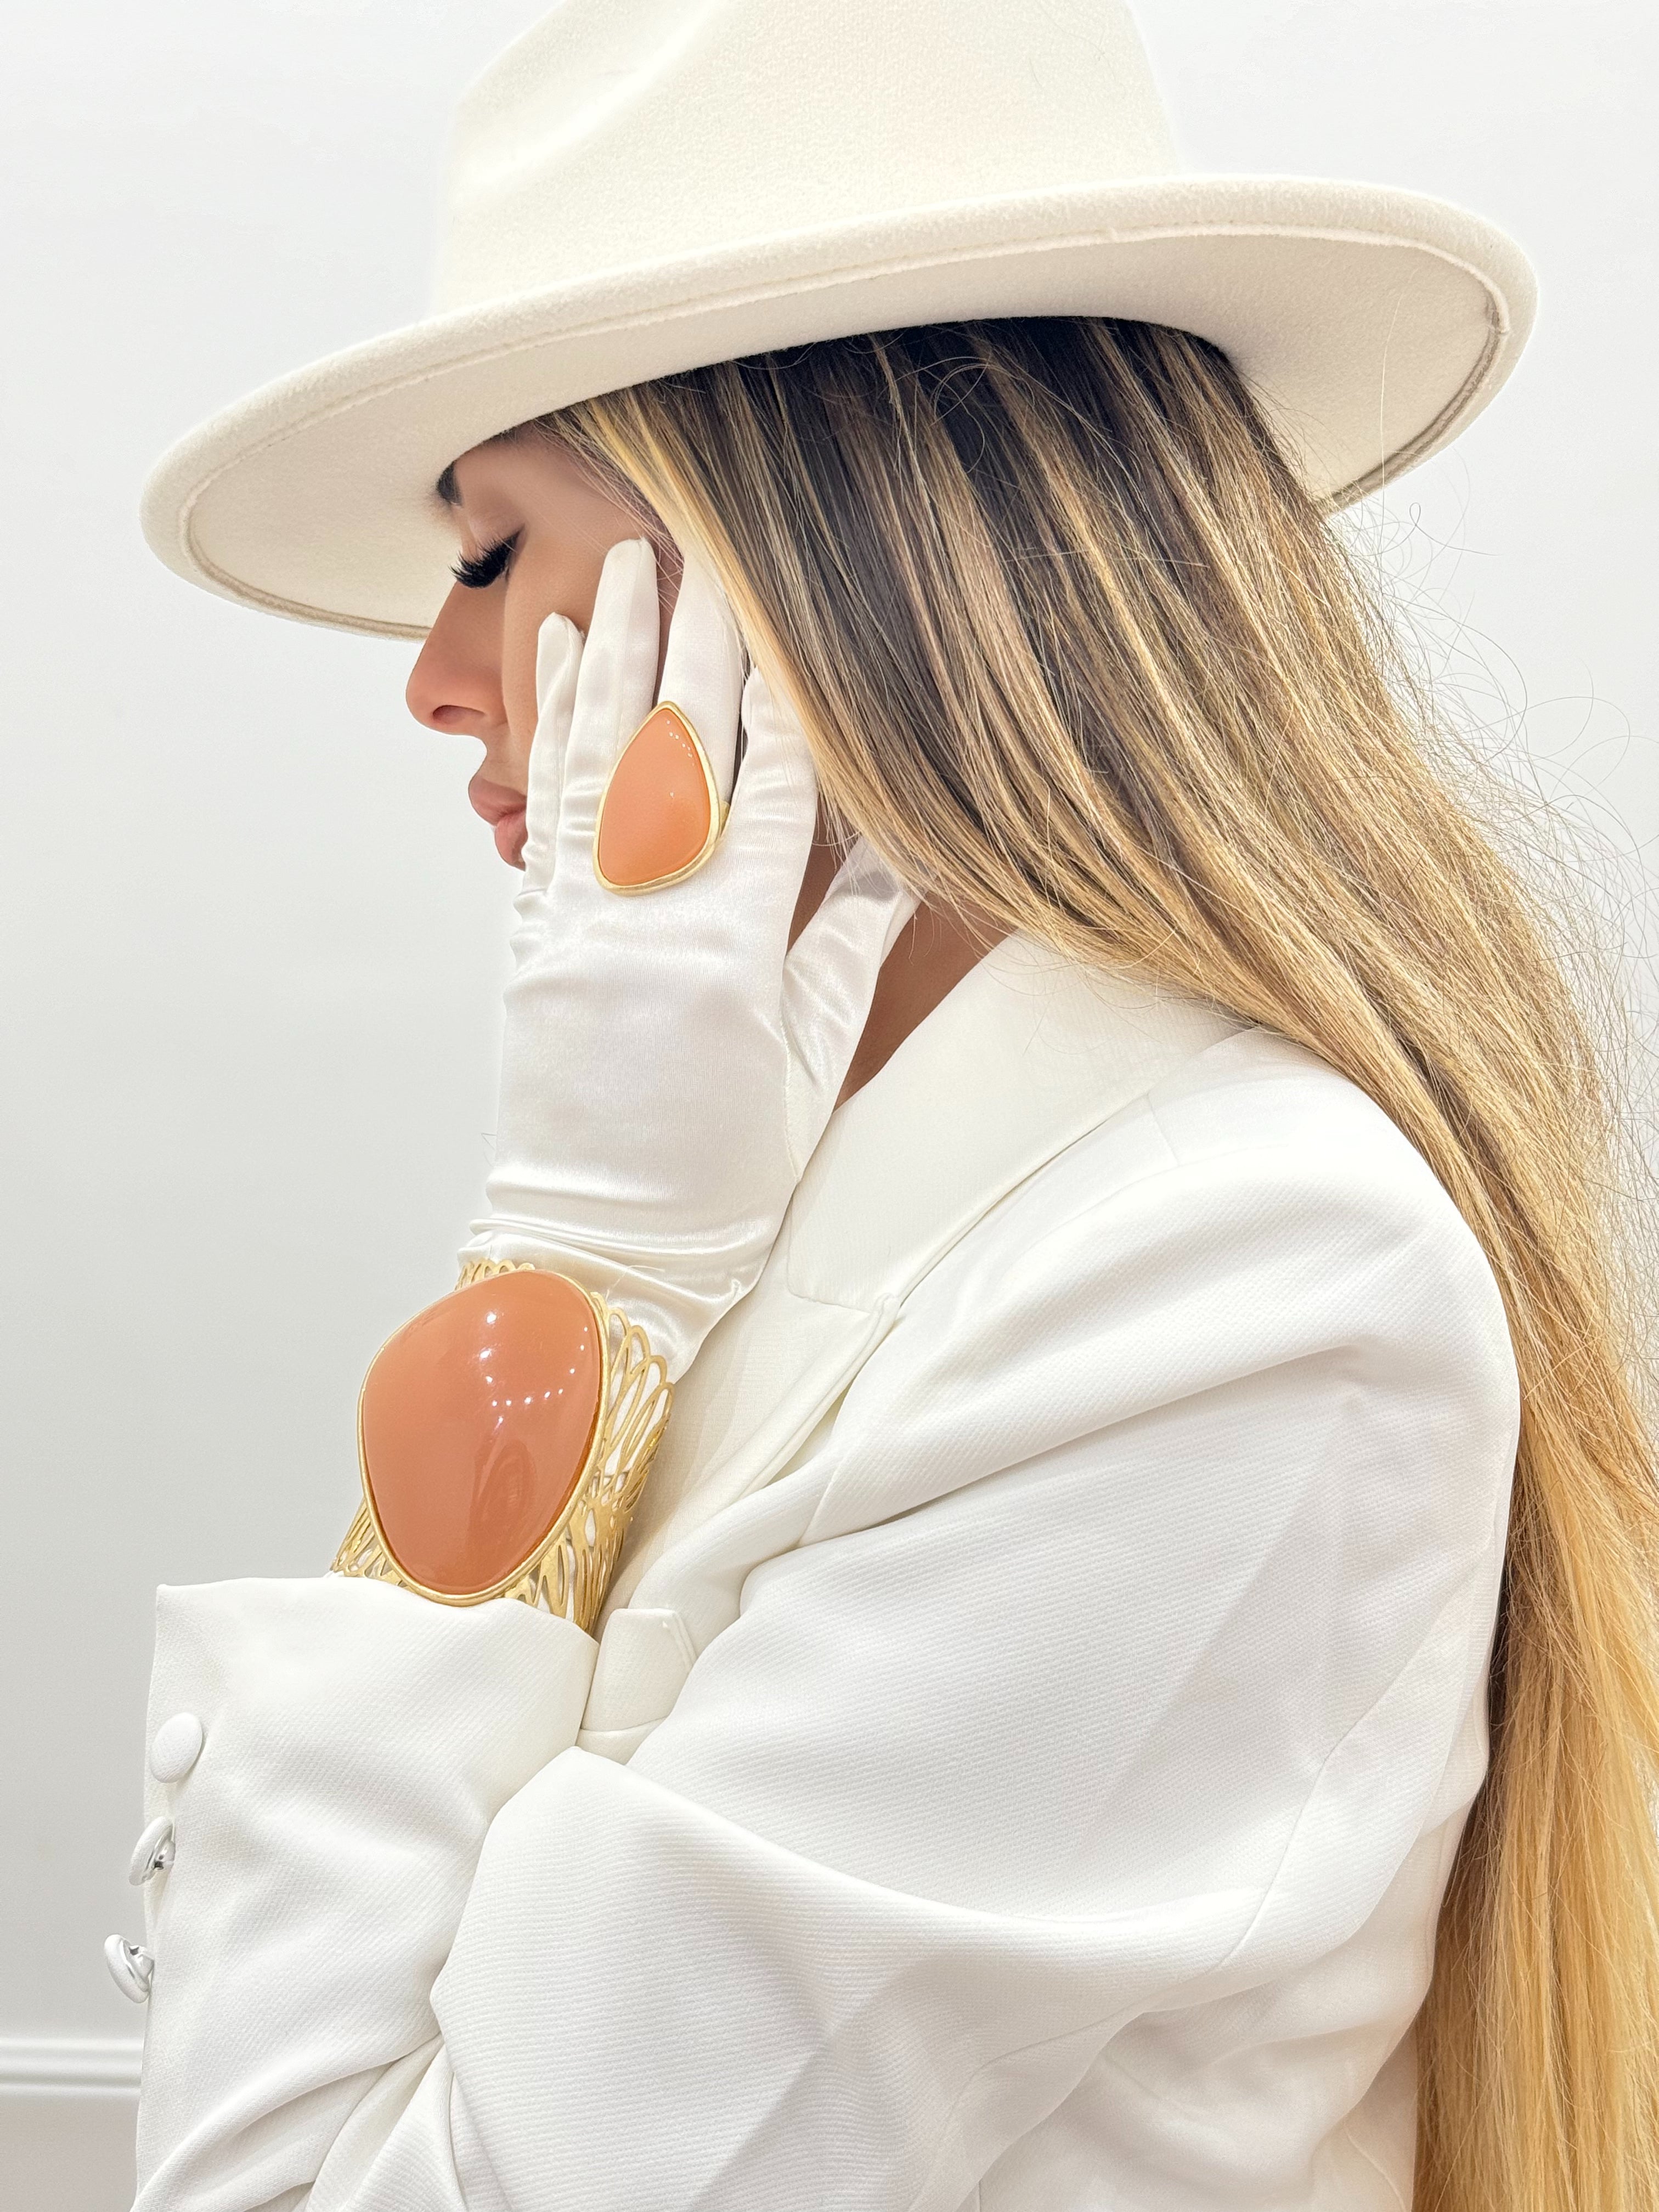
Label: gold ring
xmin=592 ymin=700 xmax=726 ymax=894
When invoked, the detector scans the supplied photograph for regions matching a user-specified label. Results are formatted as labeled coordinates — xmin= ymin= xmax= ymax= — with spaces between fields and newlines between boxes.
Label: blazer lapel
xmin=601 ymin=938 xmax=1243 ymax=1617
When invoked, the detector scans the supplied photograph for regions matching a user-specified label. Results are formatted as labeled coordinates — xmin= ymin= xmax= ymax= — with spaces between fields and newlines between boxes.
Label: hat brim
xmin=141 ymin=174 xmax=1535 ymax=639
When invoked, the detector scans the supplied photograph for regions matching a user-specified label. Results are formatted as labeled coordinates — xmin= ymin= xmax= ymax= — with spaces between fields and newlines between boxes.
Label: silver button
xmin=104 ymin=1935 xmax=154 ymax=2005
xmin=149 ymin=1712 xmax=204 ymax=1784
xmin=127 ymin=1815 xmax=175 ymax=1886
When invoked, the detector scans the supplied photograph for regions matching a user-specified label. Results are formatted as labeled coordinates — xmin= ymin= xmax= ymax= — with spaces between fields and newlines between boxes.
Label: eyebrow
xmin=435 ymin=462 xmax=461 ymax=506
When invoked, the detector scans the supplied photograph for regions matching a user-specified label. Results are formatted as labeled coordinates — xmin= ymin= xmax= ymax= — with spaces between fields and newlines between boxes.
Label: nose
xmin=405 ymin=579 xmax=506 ymax=737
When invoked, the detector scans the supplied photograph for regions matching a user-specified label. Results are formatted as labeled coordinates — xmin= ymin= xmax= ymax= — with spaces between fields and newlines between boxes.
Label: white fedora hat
xmin=140 ymin=0 xmax=1536 ymax=641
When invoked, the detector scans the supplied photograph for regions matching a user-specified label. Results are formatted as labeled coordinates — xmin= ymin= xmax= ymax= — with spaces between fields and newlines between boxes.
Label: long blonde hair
xmin=545 ymin=317 xmax=1659 ymax=2209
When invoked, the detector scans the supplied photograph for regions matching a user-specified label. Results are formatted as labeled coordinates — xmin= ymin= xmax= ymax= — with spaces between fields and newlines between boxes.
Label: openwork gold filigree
xmin=331 ymin=1257 xmax=672 ymax=1631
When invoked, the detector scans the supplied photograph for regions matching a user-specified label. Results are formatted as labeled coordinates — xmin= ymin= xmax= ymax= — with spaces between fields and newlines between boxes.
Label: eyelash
xmin=451 ymin=533 xmax=520 ymax=589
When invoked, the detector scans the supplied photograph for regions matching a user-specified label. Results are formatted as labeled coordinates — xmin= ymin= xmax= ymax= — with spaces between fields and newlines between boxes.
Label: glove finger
xmin=781 ymin=837 xmax=918 ymax=1159
xmin=721 ymin=663 xmax=822 ymax=940
xmin=520 ymin=612 xmax=582 ymax=891
xmin=559 ymin=539 xmax=662 ymax=855
xmin=656 ymin=553 xmax=744 ymax=805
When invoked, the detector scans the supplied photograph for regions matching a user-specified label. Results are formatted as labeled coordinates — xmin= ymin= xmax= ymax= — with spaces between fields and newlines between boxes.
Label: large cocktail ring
xmin=592 ymin=701 xmax=726 ymax=893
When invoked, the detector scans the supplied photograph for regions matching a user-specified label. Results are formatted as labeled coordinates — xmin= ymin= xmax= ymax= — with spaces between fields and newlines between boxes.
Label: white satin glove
xmin=460 ymin=538 xmax=917 ymax=1379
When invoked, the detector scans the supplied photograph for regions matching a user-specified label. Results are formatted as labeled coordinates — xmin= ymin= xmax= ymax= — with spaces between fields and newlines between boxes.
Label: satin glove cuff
xmin=453 ymin=1225 xmax=733 ymax=1385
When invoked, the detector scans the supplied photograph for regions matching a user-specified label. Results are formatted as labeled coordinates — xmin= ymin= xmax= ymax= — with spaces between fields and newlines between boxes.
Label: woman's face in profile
xmin=406 ymin=435 xmax=680 ymax=868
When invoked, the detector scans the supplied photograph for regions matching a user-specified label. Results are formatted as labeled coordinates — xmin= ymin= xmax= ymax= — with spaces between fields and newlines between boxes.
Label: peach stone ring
xmin=593 ymin=701 xmax=726 ymax=893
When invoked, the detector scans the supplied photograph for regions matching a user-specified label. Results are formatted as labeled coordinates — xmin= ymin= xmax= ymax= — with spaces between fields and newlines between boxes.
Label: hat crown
xmin=437 ymin=0 xmax=1182 ymax=312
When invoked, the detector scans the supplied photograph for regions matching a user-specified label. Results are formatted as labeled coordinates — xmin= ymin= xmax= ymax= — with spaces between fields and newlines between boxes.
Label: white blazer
xmin=128 ymin=938 xmax=1520 ymax=2211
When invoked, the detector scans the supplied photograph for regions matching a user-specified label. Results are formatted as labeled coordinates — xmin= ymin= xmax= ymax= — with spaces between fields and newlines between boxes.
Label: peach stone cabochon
xmin=359 ymin=1271 xmax=603 ymax=1596
xmin=595 ymin=705 xmax=715 ymax=888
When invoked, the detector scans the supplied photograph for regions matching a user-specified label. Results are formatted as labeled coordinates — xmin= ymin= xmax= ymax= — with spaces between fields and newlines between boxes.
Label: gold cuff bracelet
xmin=332 ymin=1257 xmax=670 ymax=1629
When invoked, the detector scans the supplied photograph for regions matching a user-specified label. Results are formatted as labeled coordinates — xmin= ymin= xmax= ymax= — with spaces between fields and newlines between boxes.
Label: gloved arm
xmin=126 ymin=537 xmax=916 ymax=2205
xmin=459 ymin=536 xmax=916 ymax=1381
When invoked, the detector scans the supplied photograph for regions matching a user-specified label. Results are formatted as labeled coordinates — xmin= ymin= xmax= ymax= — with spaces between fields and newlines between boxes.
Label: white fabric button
xmin=128 ymin=1815 xmax=175 ymax=1886
xmin=104 ymin=1934 xmax=154 ymax=2005
xmin=149 ymin=1711 xmax=204 ymax=1783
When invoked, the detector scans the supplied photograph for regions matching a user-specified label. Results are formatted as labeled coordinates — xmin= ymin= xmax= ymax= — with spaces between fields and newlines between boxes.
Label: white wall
xmin=2 ymin=3 xmax=1652 ymax=2204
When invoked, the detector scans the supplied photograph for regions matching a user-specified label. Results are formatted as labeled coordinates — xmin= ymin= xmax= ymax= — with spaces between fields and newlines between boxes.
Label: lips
xmin=490 ymin=806 xmax=527 ymax=867
xmin=469 ymin=774 xmax=529 ymax=869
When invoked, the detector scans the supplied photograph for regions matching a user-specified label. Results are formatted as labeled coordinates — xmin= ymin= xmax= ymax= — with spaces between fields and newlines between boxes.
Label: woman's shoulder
xmin=957 ymin=943 xmax=1486 ymax=1265
xmin=1090 ymin=1017 xmax=1489 ymax=1251
xmin=955 ymin=1013 xmax=1519 ymax=1404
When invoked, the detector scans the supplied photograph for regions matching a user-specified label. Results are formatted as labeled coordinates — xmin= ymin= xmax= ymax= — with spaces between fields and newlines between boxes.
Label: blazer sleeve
xmin=131 ymin=1064 xmax=1521 ymax=2212
xmin=131 ymin=1579 xmax=595 ymax=2211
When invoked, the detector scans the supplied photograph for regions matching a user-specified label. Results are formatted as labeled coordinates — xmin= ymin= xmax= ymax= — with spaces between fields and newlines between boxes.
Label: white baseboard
xmin=0 ymin=2038 xmax=142 ymax=2091
xmin=0 ymin=2045 xmax=139 ymax=2210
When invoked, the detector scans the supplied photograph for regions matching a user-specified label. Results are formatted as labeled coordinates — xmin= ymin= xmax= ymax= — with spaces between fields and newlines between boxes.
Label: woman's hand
xmin=460 ymin=537 xmax=916 ymax=1379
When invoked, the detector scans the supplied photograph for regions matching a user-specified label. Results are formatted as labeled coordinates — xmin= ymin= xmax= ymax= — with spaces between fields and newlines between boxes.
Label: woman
xmin=120 ymin=3 xmax=1659 ymax=2207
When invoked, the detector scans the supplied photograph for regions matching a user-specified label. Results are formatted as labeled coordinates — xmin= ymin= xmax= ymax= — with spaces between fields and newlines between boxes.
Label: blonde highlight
xmin=544 ymin=316 xmax=1659 ymax=2209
